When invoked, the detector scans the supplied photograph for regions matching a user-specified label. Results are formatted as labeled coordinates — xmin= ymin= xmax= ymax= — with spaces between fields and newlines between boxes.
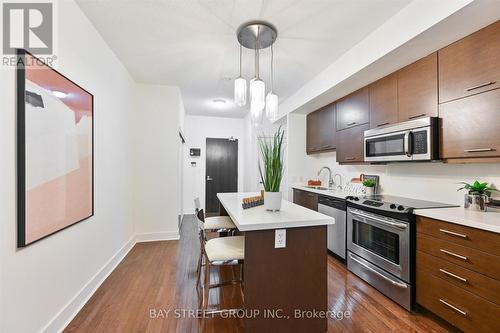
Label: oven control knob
xmin=397 ymin=205 xmax=405 ymax=211
xmin=390 ymin=204 xmax=397 ymax=209
xmin=354 ymin=197 xmax=360 ymax=201
xmin=346 ymin=196 xmax=353 ymax=201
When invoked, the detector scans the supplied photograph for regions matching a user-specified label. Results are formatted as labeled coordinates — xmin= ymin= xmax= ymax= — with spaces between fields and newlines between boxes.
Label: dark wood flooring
xmin=65 ymin=215 xmax=452 ymax=333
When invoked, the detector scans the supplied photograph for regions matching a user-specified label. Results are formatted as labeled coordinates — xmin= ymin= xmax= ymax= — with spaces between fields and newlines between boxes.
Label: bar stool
xmin=196 ymin=209 xmax=244 ymax=315
xmin=194 ymin=197 xmax=236 ymax=232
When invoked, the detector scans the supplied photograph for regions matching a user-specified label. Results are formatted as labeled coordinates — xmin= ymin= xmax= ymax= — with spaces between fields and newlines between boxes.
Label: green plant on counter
xmin=258 ymin=126 xmax=285 ymax=192
xmin=362 ymin=179 xmax=376 ymax=188
xmin=457 ymin=180 xmax=498 ymax=196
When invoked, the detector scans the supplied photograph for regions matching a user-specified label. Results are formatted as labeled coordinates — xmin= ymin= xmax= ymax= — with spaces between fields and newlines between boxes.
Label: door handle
xmin=350 ymin=210 xmax=408 ymax=229
xmin=465 ymin=81 xmax=496 ymax=91
xmin=206 ymin=176 xmax=214 ymax=181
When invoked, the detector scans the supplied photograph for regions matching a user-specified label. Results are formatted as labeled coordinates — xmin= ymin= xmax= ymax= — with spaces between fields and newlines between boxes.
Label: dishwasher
xmin=318 ymin=195 xmax=347 ymax=260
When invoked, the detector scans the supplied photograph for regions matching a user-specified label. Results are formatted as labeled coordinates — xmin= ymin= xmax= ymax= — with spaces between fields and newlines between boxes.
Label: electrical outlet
xmin=275 ymin=229 xmax=286 ymax=248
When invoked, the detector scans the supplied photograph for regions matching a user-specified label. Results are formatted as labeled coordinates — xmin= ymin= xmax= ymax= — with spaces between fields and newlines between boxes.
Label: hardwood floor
xmin=66 ymin=215 xmax=453 ymax=333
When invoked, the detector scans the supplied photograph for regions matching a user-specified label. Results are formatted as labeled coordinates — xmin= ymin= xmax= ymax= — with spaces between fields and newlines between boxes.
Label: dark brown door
xmin=336 ymin=124 xmax=370 ymax=164
xmin=398 ymin=52 xmax=438 ymax=121
xmin=336 ymin=87 xmax=370 ymax=131
xmin=319 ymin=103 xmax=336 ymax=151
xmin=205 ymin=138 xmax=238 ymax=213
xmin=438 ymin=21 xmax=500 ymax=103
xmin=439 ymin=89 xmax=500 ymax=160
xmin=369 ymin=73 xmax=398 ymax=128
xmin=306 ymin=111 xmax=321 ymax=154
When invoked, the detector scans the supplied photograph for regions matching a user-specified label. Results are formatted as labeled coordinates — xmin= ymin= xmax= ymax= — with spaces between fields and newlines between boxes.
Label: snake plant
xmin=258 ymin=126 xmax=285 ymax=192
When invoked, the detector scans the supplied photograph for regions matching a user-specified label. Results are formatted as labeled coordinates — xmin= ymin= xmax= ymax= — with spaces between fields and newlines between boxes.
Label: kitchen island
xmin=217 ymin=192 xmax=335 ymax=333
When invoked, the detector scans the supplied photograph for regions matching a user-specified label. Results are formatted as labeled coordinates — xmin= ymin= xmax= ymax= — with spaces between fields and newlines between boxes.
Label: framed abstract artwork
xmin=17 ymin=49 xmax=94 ymax=247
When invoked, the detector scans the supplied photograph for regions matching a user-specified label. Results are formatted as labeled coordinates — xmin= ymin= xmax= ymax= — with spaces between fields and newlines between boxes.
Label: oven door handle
xmin=349 ymin=254 xmax=408 ymax=289
xmin=350 ymin=210 xmax=408 ymax=229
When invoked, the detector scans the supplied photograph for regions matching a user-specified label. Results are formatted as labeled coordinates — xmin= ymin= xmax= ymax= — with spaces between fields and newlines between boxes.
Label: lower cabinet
xmin=293 ymin=189 xmax=318 ymax=211
xmin=416 ymin=216 xmax=500 ymax=333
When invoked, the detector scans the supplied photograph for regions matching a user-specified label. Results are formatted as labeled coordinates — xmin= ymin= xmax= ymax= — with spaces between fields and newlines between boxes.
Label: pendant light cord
xmin=239 ymin=44 xmax=242 ymax=77
xmin=270 ymin=44 xmax=274 ymax=92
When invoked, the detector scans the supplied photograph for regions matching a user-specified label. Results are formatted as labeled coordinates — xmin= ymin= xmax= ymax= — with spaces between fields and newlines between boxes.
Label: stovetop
xmin=346 ymin=194 xmax=456 ymax=215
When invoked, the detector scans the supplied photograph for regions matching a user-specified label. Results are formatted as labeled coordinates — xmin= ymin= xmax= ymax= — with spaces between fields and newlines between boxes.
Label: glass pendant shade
xmin=250 ymin=78 xmax=265 ymax=112
xmin=234 ymin=76 xmax=247 ymax=106
xmin=265 ymin=92 xmax=278 ymax=121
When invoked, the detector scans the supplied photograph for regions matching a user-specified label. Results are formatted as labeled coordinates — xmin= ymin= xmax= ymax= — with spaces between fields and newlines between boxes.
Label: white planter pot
xmin=364 ymin=186 xmax=375 ymax=196
xmin=264 ymin=192 xmax=282 ymax=211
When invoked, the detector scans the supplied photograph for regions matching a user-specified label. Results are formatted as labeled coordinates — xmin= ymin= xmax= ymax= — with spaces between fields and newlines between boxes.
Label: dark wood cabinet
xmin=336 ymin=87 xmax=370 ymax=131
xmin=336 ymin=123 xmax=369 ymax=164
xmin=416 ymin=216 xmax=500 ymax=333
xmin=307 ymin=104 xmax=336 ymax=154
xmin=398 ymin=53 xmax=438 ymax=121
xmin=439 ymin=21 xmax=500 ymax=103
xmin=306 ymin=111 xmax=320 ymax=154
xmin=440 ymin=89 xmax=500 ymax=161
xmin=319 ymin=104 xmax=336 ymax=151
xmin=369 ymin=74 xmax=398 ymax=128
xmin=293 ymin=189 xmax=318 ymax=211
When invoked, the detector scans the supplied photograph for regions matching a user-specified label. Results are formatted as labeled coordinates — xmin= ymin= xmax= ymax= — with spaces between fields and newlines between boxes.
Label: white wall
xmin=133 ymin=84 xmax=182 ymax=239
xmin=0 ymin=1 xmax=136 ymax=332
xmin=182 ymin=115 xmax=246 ymax=214
xmin=287 ymin=116 xmax=500 ymax=205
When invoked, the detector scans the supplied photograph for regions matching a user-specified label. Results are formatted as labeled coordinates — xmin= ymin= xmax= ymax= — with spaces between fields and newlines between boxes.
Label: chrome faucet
xmin=318 ymin=167 xmax=334 ymax=188
xmin=334 ymin=174 xmax=343 ymax=190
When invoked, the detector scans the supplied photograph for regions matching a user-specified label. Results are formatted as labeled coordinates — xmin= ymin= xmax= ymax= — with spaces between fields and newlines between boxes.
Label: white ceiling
xmin=76 ymin=0 xmax=412 ymax=118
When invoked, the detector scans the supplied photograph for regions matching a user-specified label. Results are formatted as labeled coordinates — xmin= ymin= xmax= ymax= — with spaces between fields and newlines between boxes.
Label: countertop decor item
xmin=242 ymin=193 xmax=264 ymax=209
xmin=458 ymin=180 xmax=498 ymax=212
xmin=362 ymin=179 xmax=376 ymax=196
xmin=308 ymin=179 xmax=322 ymax=186
xmin=259 ymin=126 xmax=284 ymax=211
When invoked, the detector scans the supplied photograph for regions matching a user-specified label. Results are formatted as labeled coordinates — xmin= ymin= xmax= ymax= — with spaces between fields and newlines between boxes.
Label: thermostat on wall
xmin=190 ymin=148 xmax=201 ymax=156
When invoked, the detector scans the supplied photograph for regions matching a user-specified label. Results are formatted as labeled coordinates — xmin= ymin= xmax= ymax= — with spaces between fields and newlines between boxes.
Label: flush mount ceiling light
xmin=235 ymin=20 xmax=278 ymax=126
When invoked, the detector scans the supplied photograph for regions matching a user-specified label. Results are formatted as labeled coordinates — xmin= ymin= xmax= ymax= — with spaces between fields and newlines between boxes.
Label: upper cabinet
xmin=337 ymin=124 xmax=370 ymax=164
xmin=439 ymin=21 xmax=500 ymax=103
xmin=306 ymin=103 xmax=336 ymax=154
xmin=398 ymin=53 xmax=438 ymax=121
xmin=369 ymin=74 xmax=398 ymax=128
xmin=336 ymin=87 xmax=370 ymax=131
xmin=306 ymin=110 xmax=320 ymax=154
xmin=440 ymin=89 xmax=500 ymax=161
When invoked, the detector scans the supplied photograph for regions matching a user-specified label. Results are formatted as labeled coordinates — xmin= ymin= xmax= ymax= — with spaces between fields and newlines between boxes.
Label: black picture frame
xmin=17 ymin=49 xmax=95 ymax=248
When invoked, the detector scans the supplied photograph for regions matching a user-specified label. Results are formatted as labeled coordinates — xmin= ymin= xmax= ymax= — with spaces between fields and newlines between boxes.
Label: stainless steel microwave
xmin=364 ymin=117 xmax=439 ymax=162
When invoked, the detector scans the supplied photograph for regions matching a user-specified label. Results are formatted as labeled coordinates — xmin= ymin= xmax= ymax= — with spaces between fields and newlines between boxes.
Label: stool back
xmin=196 ymin=208 xmax=207 ymax=249
xmin=194 ymin=197 xmax=201 ymax=214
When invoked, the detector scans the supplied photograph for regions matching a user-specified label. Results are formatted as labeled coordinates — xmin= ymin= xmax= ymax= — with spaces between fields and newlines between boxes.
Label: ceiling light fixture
xmin=52 ymin=90 xmax=67 ymax=98
xmin=235 ymin=20 xmax=278 ymax=126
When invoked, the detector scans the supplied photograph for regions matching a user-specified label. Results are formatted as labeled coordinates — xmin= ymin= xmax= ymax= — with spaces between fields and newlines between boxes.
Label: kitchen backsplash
xmin=302 ymin=151 xmax=500 ymax=205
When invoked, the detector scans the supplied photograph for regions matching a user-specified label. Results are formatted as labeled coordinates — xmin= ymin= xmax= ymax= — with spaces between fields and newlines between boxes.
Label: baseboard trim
xmin=135 ymin=231 xmax=180 ymax=243
xmin=42 ymin=235 xmax=136 ymax=333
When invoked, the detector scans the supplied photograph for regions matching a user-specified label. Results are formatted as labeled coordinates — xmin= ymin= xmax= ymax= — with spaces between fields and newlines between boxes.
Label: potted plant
xmin=458 ymin=181 xmax=498 ymax=211
xmin=258 ymin=126 xmax=285 ymax=211
xmin=362 ymin=179 xmax=377 ymax=196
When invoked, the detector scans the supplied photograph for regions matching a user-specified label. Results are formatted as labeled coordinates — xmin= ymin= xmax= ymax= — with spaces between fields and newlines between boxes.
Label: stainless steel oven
xmin=364 ymin=117 xmax=439 ymax=162
xmin=347 ymin=207 xmax=411 ymax=309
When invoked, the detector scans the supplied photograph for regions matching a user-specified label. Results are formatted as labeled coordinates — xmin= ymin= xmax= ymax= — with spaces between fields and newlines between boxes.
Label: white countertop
xmin=217 ymin=192 xmax=335 ymax=231
xmin=414 ymin=207 xmax=500 ymax=234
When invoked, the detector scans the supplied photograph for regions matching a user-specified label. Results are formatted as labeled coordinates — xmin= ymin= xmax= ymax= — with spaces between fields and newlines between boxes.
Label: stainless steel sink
xmin=304 ymin=185 xmax=330 ymax=190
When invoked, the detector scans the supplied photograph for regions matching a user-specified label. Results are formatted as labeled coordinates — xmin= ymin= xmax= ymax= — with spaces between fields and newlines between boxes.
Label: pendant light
xmin=234 ymin=45 xmax=247 ymax=107
xmin=250 ymin=46 xmax=265 ymax=121
xmin=265 ymin=44 xmax=278 ymax=121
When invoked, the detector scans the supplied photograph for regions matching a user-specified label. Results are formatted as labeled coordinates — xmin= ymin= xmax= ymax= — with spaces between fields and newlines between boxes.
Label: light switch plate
xmin=275 ymin=229 xmax=286 ymax=248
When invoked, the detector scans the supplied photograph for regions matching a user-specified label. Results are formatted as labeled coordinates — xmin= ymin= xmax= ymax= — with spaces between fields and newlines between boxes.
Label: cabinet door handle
xmin=440 ymin=249 xmax=468 ymax=261
xmin=439 ymin=269 xmax=468 ymax=283
xmin=346 ymin=122 xmax=357 ymax=127
xmin=439 ymin=299 xmax=468 ymax=317
xmin=464 ymin=148 xmax=495 ymax=153
xmin=377 ymin=122 xmax=389 ymax=127
xmin=408 ymin=113 xmax=426 ymax=120
xmin=322 ymin=145 xmax=333 ymax=149
xmin=345 ymin=157 xmax=356 ymax=161
xmin=465 ymin=81 xmax=496 ymax=91
xmin=439 ymin=229 xmax=468 ymax=239
xmin=308 ymin=193 xmax=315 ymax=197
